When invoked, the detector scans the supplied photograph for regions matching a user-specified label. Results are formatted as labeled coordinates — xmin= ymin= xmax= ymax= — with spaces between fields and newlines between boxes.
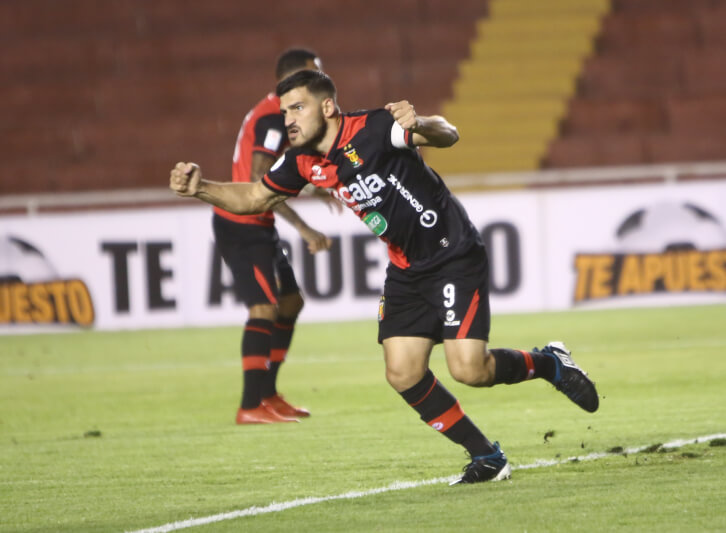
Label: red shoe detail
xmin=235 ymin=405 xmax=299 ymax=424
xmin=262 ymin=394 xmax=311 ymax=418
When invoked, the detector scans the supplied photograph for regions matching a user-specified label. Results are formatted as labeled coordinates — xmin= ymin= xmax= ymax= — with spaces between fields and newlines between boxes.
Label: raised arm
xmin=385 ymin=100 xmax=459 ymax=148
xmin=170 ymin=162 xmax=286 ymax=215
xmin=249 ymin=152 xmax=333 ymax=253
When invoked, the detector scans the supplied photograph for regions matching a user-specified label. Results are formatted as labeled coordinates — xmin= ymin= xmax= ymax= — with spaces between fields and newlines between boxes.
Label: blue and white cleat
xmin=450 ymin=442 xmax=512 ymax=485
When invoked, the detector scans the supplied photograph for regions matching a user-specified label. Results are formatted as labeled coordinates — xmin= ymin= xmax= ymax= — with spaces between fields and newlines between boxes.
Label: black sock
xmin=261 ymin=317 xmax=296 ymax=398
xmin=240 ymin=318 xmax=272 ymax=409
xmin=261 ymin=361 xmax=281 ymax=399
xmin=400 ymin=370 xmax=495 ymax=457
xmin=491 ymin=348 xmax=555 ymax=384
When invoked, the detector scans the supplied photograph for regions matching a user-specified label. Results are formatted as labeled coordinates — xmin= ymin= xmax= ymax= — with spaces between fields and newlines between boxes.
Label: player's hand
xmin=316 ymin=188 xmax=344 ymax=214
xmin=170 ymin=162 xmax=202 ymax=197
xmin=385 ymin=100 xmax=419 ymax=131
xmin=300 ymin=227 xmax=332 ymax=254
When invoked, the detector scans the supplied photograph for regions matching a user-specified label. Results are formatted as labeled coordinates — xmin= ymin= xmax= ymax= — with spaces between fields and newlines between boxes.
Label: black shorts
xmin=212 ymin=214 xmax=299 ymax=307
xmin=377 ymin=244 xmax=491 ymax=344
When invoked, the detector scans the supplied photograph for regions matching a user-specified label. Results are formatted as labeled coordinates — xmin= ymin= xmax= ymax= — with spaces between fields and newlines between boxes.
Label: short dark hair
xmin=276 ymin=70 xmax=337 ymax=100
xmin=275 ymin=48 xmax=318 ymax=80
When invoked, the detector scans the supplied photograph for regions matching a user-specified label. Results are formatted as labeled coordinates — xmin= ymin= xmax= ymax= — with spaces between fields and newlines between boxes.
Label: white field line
xmin=127 ymin=433 xmax=726 ymax=533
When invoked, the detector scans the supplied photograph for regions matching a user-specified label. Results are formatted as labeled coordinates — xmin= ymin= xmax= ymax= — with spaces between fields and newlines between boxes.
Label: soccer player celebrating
xmin=171 ymin=70 xmax=599 ymax=483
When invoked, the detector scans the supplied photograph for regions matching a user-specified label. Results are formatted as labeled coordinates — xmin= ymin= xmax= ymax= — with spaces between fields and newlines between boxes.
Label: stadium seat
xmin=595 ymin=11 xmax=700 ymax=52
xmin=560 ymin=99 xmax=667 ymax=135
xmin=545 ymin=0 xmax=726 ymax=168
xmin=543 ymin=135 xmax=646 ymax=168
xmin=0 ymin=0 xmax=485 ymax=194
xmin=646 ymin=134 xmax=726 ymax=163
xmin=666 ymin=96 xmax=726 ymax=134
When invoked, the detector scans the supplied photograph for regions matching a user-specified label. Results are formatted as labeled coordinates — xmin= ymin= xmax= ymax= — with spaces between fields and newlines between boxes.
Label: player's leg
xmin=440 ymin=245 xmax=599 ymax=412
xmin=212 ymin=217 xmax=298 ymax=424
xmin=379 ymin=266 xmax=507 ymax=483
xmin=259 ymin=242 xmax=311 ymax=418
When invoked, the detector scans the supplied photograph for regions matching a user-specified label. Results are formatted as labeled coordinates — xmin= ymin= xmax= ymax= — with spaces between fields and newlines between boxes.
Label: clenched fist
xmin=385 ymin=100 xmax=419 ymax=131
xmin=170 ymin=162 xmax=202 ymax=197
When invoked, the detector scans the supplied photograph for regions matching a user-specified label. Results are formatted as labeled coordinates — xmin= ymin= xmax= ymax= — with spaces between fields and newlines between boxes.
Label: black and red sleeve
xmin=261 ymin=152 xmax=308 ymax=197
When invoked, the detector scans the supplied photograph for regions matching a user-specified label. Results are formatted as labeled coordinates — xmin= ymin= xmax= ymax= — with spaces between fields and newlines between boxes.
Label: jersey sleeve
xmin=261 ymin=152 xmax=308 ymax=197
xmin=252 ymin=113 xmax=286 ymax=156
xmin=370 ymin=109 xmax=416 ymax=152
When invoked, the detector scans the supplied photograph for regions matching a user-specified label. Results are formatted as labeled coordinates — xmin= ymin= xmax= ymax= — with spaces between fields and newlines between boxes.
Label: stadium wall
xmin=1 ymin=170 xmax=725 ymax=334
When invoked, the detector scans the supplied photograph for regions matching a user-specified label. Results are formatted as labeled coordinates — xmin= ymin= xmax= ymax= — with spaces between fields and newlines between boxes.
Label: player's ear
xmin=321 ymin=97 xmax=336 ymax=118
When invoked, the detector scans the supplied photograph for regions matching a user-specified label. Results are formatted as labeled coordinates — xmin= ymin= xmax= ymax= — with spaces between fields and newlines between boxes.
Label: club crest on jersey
xmin=343 ymin=144 xmax=364 ymax=168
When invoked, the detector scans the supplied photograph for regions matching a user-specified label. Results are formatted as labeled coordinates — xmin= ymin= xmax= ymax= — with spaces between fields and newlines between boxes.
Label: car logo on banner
xmin=0 ymin=235 xmax=95 ymax=328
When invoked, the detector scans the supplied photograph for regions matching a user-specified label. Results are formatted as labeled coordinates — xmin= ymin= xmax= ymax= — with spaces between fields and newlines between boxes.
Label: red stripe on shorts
xmin=253 ymin=265 xmax=278 ymax=305
xmin=456 ymin=289 xmax=480 ymax=339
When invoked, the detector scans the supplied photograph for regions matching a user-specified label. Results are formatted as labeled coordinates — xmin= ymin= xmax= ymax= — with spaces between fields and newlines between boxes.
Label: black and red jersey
xmin=261 ymin=109 xmax=481 ymax=272
xmin=215 ymin=93 xmax=287 ymax=226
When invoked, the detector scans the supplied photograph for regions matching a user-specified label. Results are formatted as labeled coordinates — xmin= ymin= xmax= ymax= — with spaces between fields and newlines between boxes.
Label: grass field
xmin=2 ymin=304 xmax=726 ymax=532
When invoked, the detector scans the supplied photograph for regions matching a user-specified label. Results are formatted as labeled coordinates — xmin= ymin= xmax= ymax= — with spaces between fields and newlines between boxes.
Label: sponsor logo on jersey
xmin=386 ymin=175 xmax=438 ymax=228
xmin=363 ymin=211 xmax=388 ymax=236
xmin=311 ymin=165 xmax=326 ymax=181
xmin=444 ymin=309 xmax=461 ymax=326
xmin=331 ymin=173 xmax=386 ymax=212
xmin=343 ymin=144 xmax=364 ymax=168
xmin=331 ymin=172 xmax=439 ymax=229
xmin=421 ymin=210 xmax=438 ymax=228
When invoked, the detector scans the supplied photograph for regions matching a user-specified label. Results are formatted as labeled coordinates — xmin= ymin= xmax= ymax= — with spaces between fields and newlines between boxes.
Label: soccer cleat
xmin=539 ymin=341 xmax=599 ymax=413
xmin=235 ymin=404 xmax=299 ymax=424
xmin=450 ymin=442 xmax=512 ymax=485
xmin=262 ymin=393 xmax=311 ymax=418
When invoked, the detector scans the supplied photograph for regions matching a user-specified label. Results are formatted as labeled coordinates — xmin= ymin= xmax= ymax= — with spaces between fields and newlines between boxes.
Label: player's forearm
xmin=272 ymin=202 xmax=309 ymax=230
xmin=413 ymin=115 xmax=459 ymax=147
xmin=196 ymin=180 xmax=277 ymax=214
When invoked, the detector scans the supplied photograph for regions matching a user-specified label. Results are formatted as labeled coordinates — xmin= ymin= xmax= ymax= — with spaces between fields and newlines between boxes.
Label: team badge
xmin=378 ymin=296 xmax=385 ymax=322
xmin=343 ymin=144 xmax=364 ymax=168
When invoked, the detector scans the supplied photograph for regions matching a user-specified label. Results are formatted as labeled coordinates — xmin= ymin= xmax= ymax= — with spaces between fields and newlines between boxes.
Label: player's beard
xmin=294 ymin=114 xmax=328 ymax=151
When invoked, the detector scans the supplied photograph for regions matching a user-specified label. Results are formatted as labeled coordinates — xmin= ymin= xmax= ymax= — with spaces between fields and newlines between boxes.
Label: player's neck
xmin=314 ymin=115 xmax=342 ymax=156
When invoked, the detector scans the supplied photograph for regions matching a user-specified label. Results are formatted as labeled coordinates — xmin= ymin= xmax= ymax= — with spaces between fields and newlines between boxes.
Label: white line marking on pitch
xmin=127 ymin=433 xmax=726 ymax=533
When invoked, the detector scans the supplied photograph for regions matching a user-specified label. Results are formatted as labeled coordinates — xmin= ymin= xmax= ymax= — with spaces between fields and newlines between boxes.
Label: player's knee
xmin=448 ymin=358 xmax=495 ymax=387
xmin=248 ymin=303 xmax=278 ymax=321
xmin=385 ymin=364 xmax=425 ymax=393
xmin=278 ymin=292 xmax=304 ymax=319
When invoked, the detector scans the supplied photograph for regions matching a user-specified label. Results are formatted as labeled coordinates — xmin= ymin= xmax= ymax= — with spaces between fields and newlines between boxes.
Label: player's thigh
xmin=382 ymin=336 xmax=435 ymax=392
xmin=214 ymin=220 xmax=280 ymax=307
xmin=428 ymin=245 xmax=491 ymax=343
xmin=378 ymin=267 xmax=443 ymax=344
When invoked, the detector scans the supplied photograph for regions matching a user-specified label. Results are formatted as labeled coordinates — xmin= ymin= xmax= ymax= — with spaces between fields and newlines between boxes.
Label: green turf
xmin=1 ymin=304 xmax=725 ymax=532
